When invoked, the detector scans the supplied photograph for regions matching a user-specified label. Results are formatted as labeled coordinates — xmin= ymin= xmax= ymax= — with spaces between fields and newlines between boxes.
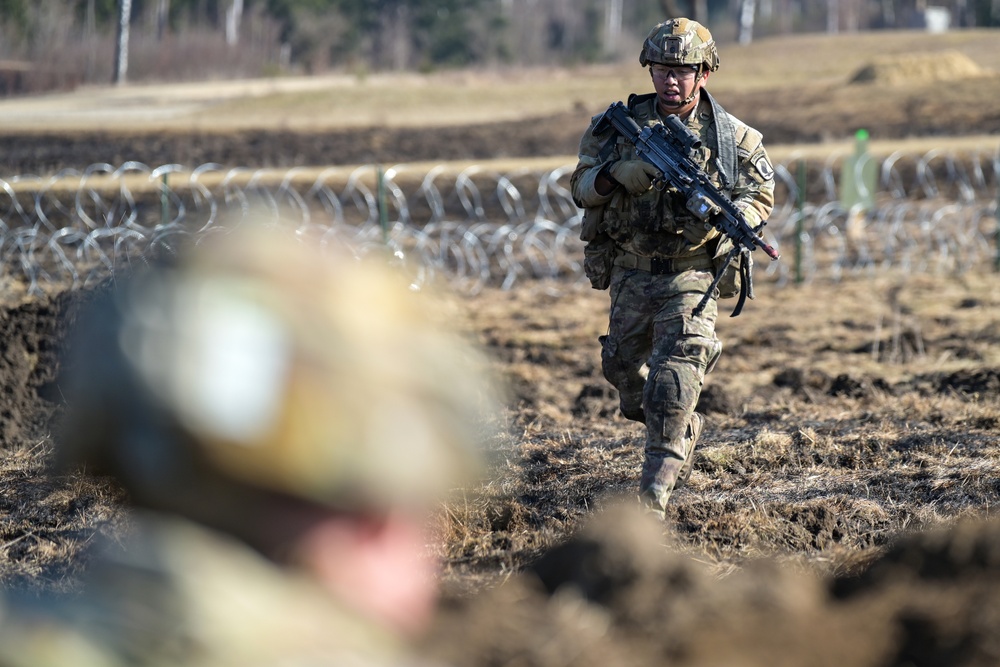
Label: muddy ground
xmin=2 ymin=62 xmax=1000 ymax=666
xmin=420 ymin=273 xmax=1000 ymax=667
xmin=4 ymin=264 xmax=1000 ymax=666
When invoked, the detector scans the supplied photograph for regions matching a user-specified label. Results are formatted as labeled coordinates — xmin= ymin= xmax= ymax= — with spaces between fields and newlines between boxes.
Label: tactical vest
xmin=599 ymin=90 xmax=738 ymax=196
xmin=595 ymin=91 xmax=739 ymax=259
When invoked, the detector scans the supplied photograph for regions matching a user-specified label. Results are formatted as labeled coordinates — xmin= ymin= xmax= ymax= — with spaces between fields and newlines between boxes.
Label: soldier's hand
xmin=608 ymin=160 xmax=661 ymax=195
xmin=680 ymin=220 xmax=719 ymax=246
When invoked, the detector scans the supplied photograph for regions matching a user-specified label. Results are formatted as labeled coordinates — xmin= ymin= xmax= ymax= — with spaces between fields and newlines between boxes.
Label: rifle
xmin=594 ymin=101 xmax=779 ymax=317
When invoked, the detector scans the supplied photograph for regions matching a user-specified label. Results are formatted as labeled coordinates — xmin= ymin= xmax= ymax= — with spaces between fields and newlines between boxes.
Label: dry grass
xmin=430 ymin=271 xmax=1000 ymax=595
xmin=711 ymin=28 xmax=1000 ymax=90
xmin=1 ymin=29 xmax=998 ymax=136
xmin=0 ymin=234 xmax=999 ymax=605
xmin=0 ymin=440 xmax=126 ymax=592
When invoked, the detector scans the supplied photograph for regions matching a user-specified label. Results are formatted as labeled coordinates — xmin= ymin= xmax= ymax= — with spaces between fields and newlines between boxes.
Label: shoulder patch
xmin=753 ymin=154 xmax=774 ymax=181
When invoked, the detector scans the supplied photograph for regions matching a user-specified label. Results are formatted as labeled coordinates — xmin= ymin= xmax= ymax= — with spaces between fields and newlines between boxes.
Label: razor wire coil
xmin=0 ymin=146 xmax=998 ymax=296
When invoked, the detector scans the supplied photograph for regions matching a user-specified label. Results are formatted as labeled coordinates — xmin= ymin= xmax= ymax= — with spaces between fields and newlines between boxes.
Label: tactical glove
xmin=680 ymin=219 xmax=720 ymax=246
xmin=608 ymin=160 xmax=661 ymax=195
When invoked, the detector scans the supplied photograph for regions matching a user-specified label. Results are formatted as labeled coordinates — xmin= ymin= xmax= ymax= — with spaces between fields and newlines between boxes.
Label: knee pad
xmin=705 ymin=338 xmax=723 ymax=374
xmin=643 ymin=363 xmax=700 ymax=453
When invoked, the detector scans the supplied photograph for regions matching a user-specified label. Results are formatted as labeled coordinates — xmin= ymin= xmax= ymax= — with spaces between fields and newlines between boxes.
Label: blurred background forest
xmin=0 ymin=0 xmax=999 ymax=93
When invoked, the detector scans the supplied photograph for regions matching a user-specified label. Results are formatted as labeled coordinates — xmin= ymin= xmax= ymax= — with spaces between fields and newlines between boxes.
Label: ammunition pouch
xmin=581 ymin=204 xmax=614 ymax=290
xmin=584 ymin=234 xmax=615 ymax=291
xmin=579 ymin=202 xmax=605 ymax=244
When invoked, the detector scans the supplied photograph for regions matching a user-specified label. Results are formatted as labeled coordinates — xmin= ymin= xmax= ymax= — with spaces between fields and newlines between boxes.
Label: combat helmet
xmin=639 ymin=18 xmax=720 ymax=72
xmin=56 ymin=224 xmax=499 ymax=519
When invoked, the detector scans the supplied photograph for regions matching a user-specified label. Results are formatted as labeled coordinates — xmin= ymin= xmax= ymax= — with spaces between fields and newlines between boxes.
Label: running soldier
xmin=571 ymin=18 xmax=775 ymax=514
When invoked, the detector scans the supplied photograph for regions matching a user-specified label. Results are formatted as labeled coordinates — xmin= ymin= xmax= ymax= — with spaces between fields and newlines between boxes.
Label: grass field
xmin=0 ymin=28 xmax=997 ymax=137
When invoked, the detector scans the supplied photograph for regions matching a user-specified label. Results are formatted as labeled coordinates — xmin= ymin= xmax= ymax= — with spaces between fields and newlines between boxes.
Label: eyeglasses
xmin=650 ymin=65 xmax=699 ymax=81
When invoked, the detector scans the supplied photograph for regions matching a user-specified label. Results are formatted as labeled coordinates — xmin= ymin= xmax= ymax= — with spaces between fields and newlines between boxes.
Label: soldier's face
xmin=294 ymin=510 xmax=441 ymax=637
xmin=650 ymin=64 xmax=708 ymax=114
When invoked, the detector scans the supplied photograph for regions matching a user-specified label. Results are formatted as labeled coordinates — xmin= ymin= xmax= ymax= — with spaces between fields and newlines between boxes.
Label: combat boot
xmin=674 ymin=412 xmax=704 ymax=490
xmin=638 ymin=411 xmax=704 ymax=514
xmin=638 ymin=451 xmax=684 ymax=515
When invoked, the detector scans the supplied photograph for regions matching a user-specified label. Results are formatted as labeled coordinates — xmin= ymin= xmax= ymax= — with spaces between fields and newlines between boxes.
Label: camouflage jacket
xmin=0 ymin=513 xmax=433 ymax=667
xmin=571 ymin=91 xmax=775 ymax=261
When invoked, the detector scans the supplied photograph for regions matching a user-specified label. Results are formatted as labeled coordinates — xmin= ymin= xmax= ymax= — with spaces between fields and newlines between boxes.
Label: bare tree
xmin=156 ymin=0 xmax=170 ymax=41
xmin=739 ymin=0 xmax=756 ymax=43
xmin=659 ymin=0 xmax=686 ymax=18
xmin=692 ymin=0 xmax=708 ymax=22
xmin=843 ymin=0 xmax=860 ymax=31
xmin=370 ymin=3 xmax=412 ymax=70
xmin=654 ymin=0 xmax=708 ymax=22
xmin=880 ymin=0 xmax=896 ymax=27
xmin=226 ymin=0 xmax=243 ymax=46
xmin=85 ymin=0 xmax=96 ymax=37
xmin=114 ymin=0 xmax=132 ymax=85
xmin=775 ymin=0 xmax=795 ymax=33
xmin=606 ymin=0 xmax=623 ymax=54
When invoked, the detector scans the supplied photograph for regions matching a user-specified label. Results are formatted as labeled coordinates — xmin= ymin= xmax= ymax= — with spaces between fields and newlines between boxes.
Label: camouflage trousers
xmin=599 ymin=266 xmax=722 ymax=510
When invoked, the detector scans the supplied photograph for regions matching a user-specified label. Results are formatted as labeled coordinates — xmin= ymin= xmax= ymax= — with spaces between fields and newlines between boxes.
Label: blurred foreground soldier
xmin=571 ymin=19 xmax=775 ymax=514
xmin=0 ymin=226 xmax=498 ymax=666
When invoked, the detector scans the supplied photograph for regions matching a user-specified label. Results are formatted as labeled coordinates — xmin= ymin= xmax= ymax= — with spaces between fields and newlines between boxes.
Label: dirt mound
xmin=0 ymin=289 xmax=82 ymax=449
xmin=423 ymin=503 xmax=1000 ymax=667
xmin=849 ymin=49 xmax=989 ymax=85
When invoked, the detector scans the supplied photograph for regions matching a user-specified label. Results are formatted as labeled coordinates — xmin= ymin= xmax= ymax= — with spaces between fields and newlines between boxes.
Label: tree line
xmin=0 ymin=0 xmax=997 ymax=89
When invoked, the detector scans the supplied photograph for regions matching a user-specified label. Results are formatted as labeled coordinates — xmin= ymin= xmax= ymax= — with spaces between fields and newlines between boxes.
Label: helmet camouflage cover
xmin=639 ymin=18 xmax=720 ymax=71
xmin=57 ymin=224 xmax=500 ymax=513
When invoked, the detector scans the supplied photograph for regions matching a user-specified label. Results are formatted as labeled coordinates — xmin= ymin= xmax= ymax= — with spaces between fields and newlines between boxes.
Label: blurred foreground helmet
xmin=57 ymin=226 xmax=498 ymax=513
xmin=639 ymin=18 xmax=720 ymax=72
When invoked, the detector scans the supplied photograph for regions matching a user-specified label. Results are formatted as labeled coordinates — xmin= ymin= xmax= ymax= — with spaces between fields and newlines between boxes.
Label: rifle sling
xmin=701 ymin=90 xmax=737 ymax=196
xmin=731 ymin=253 xmax=751 ymax=318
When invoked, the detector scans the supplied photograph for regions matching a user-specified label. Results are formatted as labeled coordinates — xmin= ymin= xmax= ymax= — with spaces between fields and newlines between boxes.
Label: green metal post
xmin=841 ymin=128 xmax=876 ymax=212
xmin=376 ymin=165 xmax=389 ymax=244
xmin=160 ymin=172 xmax=169 ymax=227
xmin=995 ymin=187 xmax=1000 ymax=272
xmin=796 ymin=159 xmax=805 ymax=284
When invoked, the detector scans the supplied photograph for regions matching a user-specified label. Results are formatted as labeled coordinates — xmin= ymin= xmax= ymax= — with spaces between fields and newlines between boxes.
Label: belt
xmin=613 ymin=250 xmax=714 ymax=275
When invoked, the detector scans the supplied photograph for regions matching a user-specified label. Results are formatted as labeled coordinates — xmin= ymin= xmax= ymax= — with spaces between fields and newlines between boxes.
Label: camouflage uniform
xmin=571 ymin=19 xmax=775 ymax=512
xmin=0 ymin=516 xmax=418 ymax=667
xmin=0 ymin=225 xmax=497 ymax=667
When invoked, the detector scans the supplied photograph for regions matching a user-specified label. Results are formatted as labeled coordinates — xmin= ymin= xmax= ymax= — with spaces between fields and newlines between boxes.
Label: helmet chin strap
xmin=660 ymin=65 xmax=705 ymax=113
xmin=661 ymin=89 xmax=698 ymax=110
